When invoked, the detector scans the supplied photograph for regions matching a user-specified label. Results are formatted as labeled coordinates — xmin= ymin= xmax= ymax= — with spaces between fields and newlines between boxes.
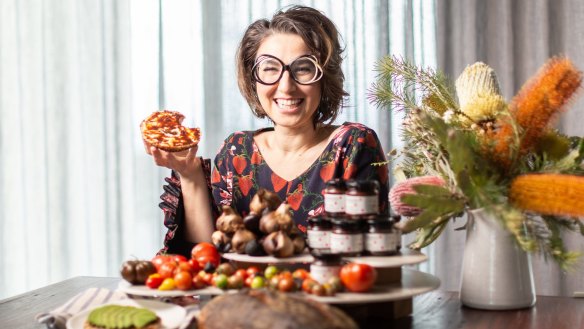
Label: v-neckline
xmin=251 ymin=124 xmax=345 ymax=183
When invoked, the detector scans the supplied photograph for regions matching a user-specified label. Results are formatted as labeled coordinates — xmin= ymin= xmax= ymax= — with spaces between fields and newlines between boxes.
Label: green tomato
xmin=264 ymin=265 xmax=279 ymax=280
xmin=250 ymin=276 xmax=265 ymax=289
xmin=214 ymin=274 xmax=229 ymax=290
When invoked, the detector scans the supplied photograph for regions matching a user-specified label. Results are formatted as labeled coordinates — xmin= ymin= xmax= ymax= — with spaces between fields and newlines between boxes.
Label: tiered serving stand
xmin=118 ymin=249 xmax=440 ymax=325
xmin=222 ymin=249 xmax=440 ymax=322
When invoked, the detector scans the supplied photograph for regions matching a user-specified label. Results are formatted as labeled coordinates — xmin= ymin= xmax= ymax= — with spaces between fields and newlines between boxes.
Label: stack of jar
xmin=306 ymin=178 xmax=401 ymax=257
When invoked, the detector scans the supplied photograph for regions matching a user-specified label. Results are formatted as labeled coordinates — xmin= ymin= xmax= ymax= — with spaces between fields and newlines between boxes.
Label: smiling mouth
xmin=275 ymin=99 xmax=303 ymax=110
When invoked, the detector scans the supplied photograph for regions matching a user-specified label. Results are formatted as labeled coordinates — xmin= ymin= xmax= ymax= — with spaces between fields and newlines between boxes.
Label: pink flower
xmin=389 ymin=176 xmax=446 ymax=216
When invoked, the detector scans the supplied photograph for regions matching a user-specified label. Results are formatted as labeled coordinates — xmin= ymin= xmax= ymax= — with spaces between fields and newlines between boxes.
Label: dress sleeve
xmin=342 ymin=126 xmax=390 ymax=214
xmin=157 ymin=157 xmax=217 ymax=257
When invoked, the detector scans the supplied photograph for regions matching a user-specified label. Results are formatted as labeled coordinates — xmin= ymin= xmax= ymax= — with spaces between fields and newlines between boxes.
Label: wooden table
xmin=1 ymin=276 xmax=583 ymax=329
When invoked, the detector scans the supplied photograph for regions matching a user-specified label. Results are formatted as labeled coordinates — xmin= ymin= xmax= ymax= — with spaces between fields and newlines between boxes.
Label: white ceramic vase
xmin=459 ymin=208 xmax=536 ymax=310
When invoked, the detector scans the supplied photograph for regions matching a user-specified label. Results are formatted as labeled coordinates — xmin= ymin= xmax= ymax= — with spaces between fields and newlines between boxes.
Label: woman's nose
xmin=277 ymin=70 xmax=297 ymax=92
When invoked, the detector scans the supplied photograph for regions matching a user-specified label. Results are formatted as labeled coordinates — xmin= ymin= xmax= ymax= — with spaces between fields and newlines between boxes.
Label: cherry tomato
xmin=145 ymin=273 xmax=163 ymax=289
xmin=158 ymin=278 xmax=176 ymax=290
xmin=151 ymin=255 xmax=173 ymax=271
xmin=292 ymin=268 xmax=310 ymax=280
xmin=302 ymin=278 xmax=318 ymax=293
xmin=234 ymin=269 xmax=248 ymax=280
xmin=158 ymin=262 xmax=177 ymax=279
xmin=188 ymin=258 xmax=202 ymax=273
xmin=339 ymin=263 xmax=377 ymax=292
xmin=246 ymin=266 xmax=261 ymax=277
xmin=192 ymin=275 xmax=207 ymax=289
xmin=174 ymin=261 xmax=194 ymax=275
xmin=278 ymin=277 xmax=295 ymax=292
xmin=213 ymin=274 xmax=229 ymax=289
xmin=197 ymin=255 xmax=220 ymax=269
xmin=174 ymin=271 xmax=193 ymax=290
xmin=172 ymin=254 xmax=188 ymax=263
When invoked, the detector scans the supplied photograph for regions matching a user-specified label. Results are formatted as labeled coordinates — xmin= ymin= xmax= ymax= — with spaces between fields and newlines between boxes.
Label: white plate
xmin=306 ymin=268 xmax=440 ymax=304
xmin=222 ymin=252 xmax=314 ymax=264
xmin=223 ymin=249 xmax=427 ymax=268
xmin=344 ymin=249 xmax=428 ymax=268
xmin=66 ymin=299 xmax=186 ymax=329
xmin=117 ymin=280 xmax=224 ymax=297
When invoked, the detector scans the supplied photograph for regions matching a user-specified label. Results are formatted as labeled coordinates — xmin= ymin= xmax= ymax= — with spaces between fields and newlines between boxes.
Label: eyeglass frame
xmin=251 ymin=54 xmax=324 ymax=85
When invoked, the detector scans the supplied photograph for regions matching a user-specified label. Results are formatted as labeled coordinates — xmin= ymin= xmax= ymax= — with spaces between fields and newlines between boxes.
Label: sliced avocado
xmin=132 ymin=309 xmax=158 ymax=328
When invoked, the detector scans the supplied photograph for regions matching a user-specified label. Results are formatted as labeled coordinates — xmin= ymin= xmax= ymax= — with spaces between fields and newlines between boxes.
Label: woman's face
xmin=255 ymin=33 xmax=322 ymax=130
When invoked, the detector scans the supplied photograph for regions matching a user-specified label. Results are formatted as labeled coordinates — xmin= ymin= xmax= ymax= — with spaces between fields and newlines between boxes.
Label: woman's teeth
xmin=276 ymin=99 xmax=301 ymax=109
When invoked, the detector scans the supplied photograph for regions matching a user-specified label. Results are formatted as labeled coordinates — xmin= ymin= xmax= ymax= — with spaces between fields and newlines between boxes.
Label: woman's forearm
xmin=180 ymin=163 xmax=215 ymax=243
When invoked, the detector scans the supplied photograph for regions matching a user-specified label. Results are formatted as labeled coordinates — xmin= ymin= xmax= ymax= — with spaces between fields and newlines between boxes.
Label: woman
xmin=147 ymin=5 xmax=389 ymax=257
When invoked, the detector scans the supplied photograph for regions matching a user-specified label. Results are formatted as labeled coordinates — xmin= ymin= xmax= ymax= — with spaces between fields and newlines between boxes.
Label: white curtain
xmin=0 ymin=0 xmax=435 ymax=299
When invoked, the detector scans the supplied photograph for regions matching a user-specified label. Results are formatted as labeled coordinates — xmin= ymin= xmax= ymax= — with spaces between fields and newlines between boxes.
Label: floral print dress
xmin=158 ymin=122 xmax=389 ymax=257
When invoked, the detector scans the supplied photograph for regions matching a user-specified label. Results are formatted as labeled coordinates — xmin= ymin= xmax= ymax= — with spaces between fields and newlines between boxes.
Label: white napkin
xmin=35 ymin=287 xmax=199 ymax=329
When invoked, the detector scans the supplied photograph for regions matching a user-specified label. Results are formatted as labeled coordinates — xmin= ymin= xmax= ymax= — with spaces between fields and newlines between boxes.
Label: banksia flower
xmin=489 ymin=57 xmax=583 ymax=169
xmin=390 ymin=176 xmax=446 ymax=216
xmin=455 ymin=62 xmax=507 ymax=125
xmin=509 ymin=174 xmax=584 ymax=218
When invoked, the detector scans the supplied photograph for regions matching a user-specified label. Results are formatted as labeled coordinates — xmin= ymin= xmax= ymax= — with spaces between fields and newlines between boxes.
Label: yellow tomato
xmin=158 ymin=277 xmax=176 ymax=290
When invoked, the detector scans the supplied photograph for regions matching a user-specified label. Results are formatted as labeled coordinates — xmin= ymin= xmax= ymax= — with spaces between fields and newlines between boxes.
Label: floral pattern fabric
xmin=211 ymin=122 xmax=389 ymax=234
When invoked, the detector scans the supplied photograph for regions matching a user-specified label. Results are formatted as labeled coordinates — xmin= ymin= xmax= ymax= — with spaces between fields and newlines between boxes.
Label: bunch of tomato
xmin=145 ymin=242 xmax=222 ymax=291
xmin=127 ymin=242 xmax=378 ymax=295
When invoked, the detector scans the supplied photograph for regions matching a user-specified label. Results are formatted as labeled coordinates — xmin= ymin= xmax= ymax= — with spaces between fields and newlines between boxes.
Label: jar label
xmin=310 ymin=264 xmax=341 ymax=284
xmin=324 ymin=194 xmax=345 ymax=213
xmin=365 ymin=233 xmax=397 ymax=252
xmin=330 ymin=233 xmax=363 ymax=253
xmin=345 ymin=195 xmax=378 ymax=215
xmin=307 ymin=230 xmax=331 ymax=249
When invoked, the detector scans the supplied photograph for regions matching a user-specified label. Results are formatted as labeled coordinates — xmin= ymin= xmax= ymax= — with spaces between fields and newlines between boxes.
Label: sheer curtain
xmin=433 ymin=0 xmax=584 ymax=296
xmin=0 ymin=0 xmax=434 ymax=299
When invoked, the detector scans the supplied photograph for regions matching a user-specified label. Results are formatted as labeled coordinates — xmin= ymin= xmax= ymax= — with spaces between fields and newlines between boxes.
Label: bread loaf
xmin=198 ymin=289 xmax=358 ymax=329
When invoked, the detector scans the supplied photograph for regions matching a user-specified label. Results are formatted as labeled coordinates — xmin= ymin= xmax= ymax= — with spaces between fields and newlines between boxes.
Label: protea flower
xmin=389 ymin=176 xmax=446 ymax=216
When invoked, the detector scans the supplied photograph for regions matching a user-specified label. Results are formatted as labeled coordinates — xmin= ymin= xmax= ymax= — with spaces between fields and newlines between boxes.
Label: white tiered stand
xmin=222 ymin=249 xmax=440 ymax=320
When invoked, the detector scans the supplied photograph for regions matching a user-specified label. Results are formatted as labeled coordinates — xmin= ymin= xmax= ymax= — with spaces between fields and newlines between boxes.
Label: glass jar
xmin=306 ymin=216 xmax=332 ymax=251
xmin=391 ymin=214 xmax=403 ymax=251
xmin=324 ymin=179 xmax=346 ymax=215
xmin=345 ymin=180 xmax=380 ymax=219
xmin=364 ymin=215 xmax=398 ymax=255
xmin=310 ymin=251 xmax=342 ymax=284
xmin=330 ymin=218 xmax=364 ymax=256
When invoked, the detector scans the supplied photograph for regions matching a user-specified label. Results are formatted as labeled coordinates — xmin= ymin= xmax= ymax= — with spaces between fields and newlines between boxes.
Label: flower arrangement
xmin=370 ymin=56 xmax=584 ymax=269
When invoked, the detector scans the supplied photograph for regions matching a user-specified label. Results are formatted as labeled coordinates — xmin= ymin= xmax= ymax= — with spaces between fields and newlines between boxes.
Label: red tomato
xmin=151 ymin=255 xmax=172 ymax=271
xmin=174 ymin=261 xmax=194 ymax=275
xmin=197 ymin=254 xmax=220 ymax=268
xmin=188 ymin=258 xmax=202 ymax=273
xmin=158 ymin=262 xmax=177 ymax=279
xmin=192 ymin=275 xmax=207 ymax=289
xmin=234 ymin=269 xmax=248 ymax=280
xmin=246 ymin=266 xmax=261 ymax=277
xmin=145 ymin=273 xmax=163 ymax=289
xmin=292 ymin=269 xmax=310 ymax=280
xmin=339 ymin=263 xmax=377 ymax=292
xmin=174 ymin=271 xmax=193 ymax=290
xmin=172 ymin=254 xmax=188 ymax=263
xmin=192 ymin=242 xmax=219 ymax=259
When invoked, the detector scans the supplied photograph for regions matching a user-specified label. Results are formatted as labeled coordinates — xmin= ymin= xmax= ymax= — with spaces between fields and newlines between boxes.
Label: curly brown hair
xmin=236 ymin=5 xmax=348 ymax=125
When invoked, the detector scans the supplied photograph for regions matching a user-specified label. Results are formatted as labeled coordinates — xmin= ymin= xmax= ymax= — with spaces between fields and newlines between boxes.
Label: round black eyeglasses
xmin=252 ymin=54 xmax=324 ymax=85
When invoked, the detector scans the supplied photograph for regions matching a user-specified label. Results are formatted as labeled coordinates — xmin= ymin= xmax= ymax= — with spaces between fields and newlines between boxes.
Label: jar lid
xmin=307 ymin=216 xmax=332 ymax=228
xmin=331 ymin=218 xmax=364 ymax=230
xmin=366 ymin=215 xmax=393 ymax=229
xmin=311 ymin=250 xmax=343 ymax=264
xmin=325 ymin=178 xmax=346 ymax=190
xmin=345 ymin=179 xmax=380 ymax=191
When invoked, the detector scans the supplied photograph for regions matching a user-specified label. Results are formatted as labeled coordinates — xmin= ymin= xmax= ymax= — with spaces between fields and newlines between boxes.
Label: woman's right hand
xmin=144 ymin=140 xmax=202 ymax=181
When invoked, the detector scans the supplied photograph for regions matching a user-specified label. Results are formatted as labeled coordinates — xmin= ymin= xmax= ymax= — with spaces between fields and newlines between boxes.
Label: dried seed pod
xmin=216 ymin=205 xmax=244 ymax=233
xmin=274 ymin=202 xmax=294 ymax=234
xmin=249 ymin=189 xmax=283 ymax=214
xmin=212 ymin=230 xmax=231 ymax=251
xmin=231 ymin=229 xmax=256 ymax=254
xmin=259 ymin=209 xmax=280 ymax=234
xmin=262 ymin=231 xmax=294 ymax=258
xmin=291 ymin=235 xmax=306 ymax=254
